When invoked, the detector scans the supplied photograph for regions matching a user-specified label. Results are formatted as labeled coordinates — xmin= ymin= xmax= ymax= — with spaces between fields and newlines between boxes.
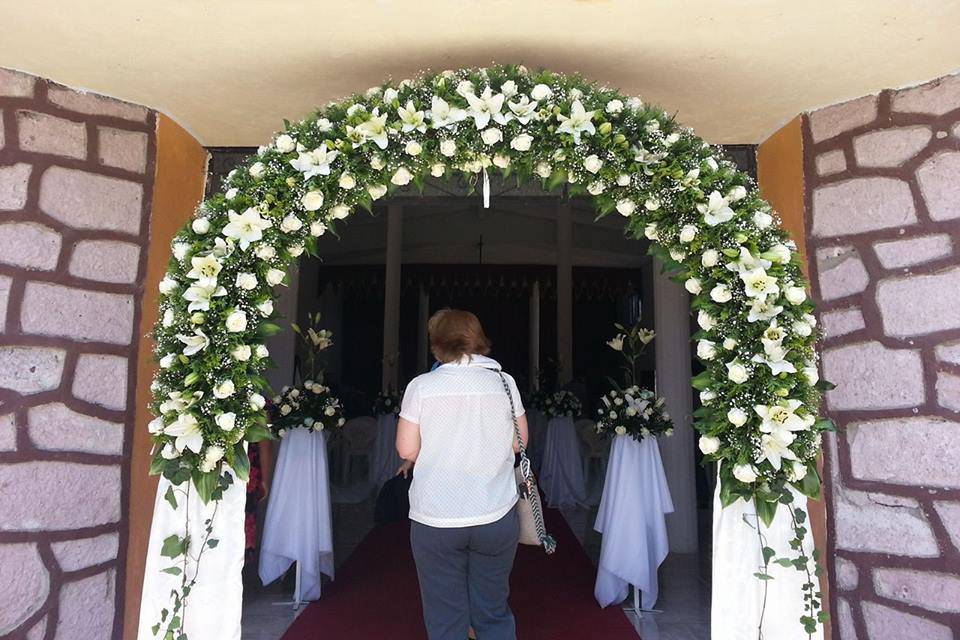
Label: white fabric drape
xmin=138 ymin=468 xmax=247 ymax=640
xmin=594 ymin=435 xmax=674 ymax=609
xmin=711 ymin=479 xmax=824 ymax=640
xmin=539 ymin=416 xmax=587 ymax=508
xmin=259 ymin=428 xmax=334 ymax=601
xmin=369 ymin=413 xmax=401 ymax=488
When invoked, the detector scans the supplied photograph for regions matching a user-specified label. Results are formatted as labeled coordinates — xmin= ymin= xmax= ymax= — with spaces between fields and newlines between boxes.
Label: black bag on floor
xmin=375 ymin=472 xmax=412 ymax=524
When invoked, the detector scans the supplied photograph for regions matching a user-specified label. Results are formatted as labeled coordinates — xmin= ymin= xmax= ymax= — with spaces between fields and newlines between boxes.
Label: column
xmin=529 ymin=280 xmax=541 ymax=393
xmin=556 ymin=199 xmax=573 ymax=384
xmin=382 ymin=203 xmax=403 ymax=391
xmin=417 ymin=284 xmax=430 ymax=374
xmin=653 ymin=258 xmax=699 ymax=553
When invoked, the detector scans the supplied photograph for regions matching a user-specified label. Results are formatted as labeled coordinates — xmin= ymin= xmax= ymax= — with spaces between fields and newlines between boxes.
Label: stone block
xmin=0 ymin=543 xmax=48 ymax=634
xmin=834 ymin=487 xmax=938 ymax=556
xmin=847 ymin=416 xmax=960 ymax=488
xmin=0 ymin=274 xmax=10 ymax=332
xmin=21 ymin=282 xmax=134 ymax=345
xmin=47 ymin=85 xmax=148 ymax=122
xmin=820 ymin=306 xmax=865 ymax=338
xmin=874 ymin=568 xmax=960 ymax=613
xmin=69 ymin=239 xmax=140 ymax=284
xmin=98 ymin=127 xmax=148 ymax=173
xmin=0 ymin=68 xmax=35 ymax=98
xmin=0 ymin=461 xmax=120 ymax=530
xmin=28 ymin=402 xmax=124 ymax=455
xmin=822 ymin=341 xmax=924 ymax=411
xmin=815 ymin=149 xmax=846 ymax=176
xmin=55 ymin=569 xmax=115 ymax=639
xmin=892 ymin=72 xmax=960 ymax=116
xmin=933 ymin=501 xmax=960 ymax=550
xmin=0 ymin=413 xmax=14 ymax=451
xmin=808 ymin=94 xmax=878 ymax=143
xmin=954 ymin=122 xmax=960 ymax=139
xmin=0 ymin=163 xmax=32 ymax=210
xmin=17 ymin=110 xmax=86 ymax=160
xmin=72 ymin=354 xmax=128 ymax=411
xmin=936 ymin=340 xmax=960 ymax=365
xmin=25 ymin=617 xmax=46 ymax=640
xmin=873 ymin=234 xmax=952 ymax=269
xmin=836 ymin=557 xmax=858 ymax=591
xmin=0 ymin=110 xmax=5 ymax=150
xmin=877 ymin=267 xmax=960 ymax=337
xmin=38 ymin=167 xmax=143 ymax=235
xmin=0 ymin=346 xmax=65 ymax=395
xmin=917 ymin=151 xmax=960 ymax=221
xmin=852 ymin=126 xmax=932 ymax=167
xmin=937 ymin=371 xmax=960 ymax=413
xmin=0 ymin=222 xmax=62 ymax=270
xmin=862 ymin=601 xmax=952 ymax=640
xmin=51 ymin=532 xmax=119 ymax=572
xmin=816 ymin=246 xmax=869 ymax=301
xmin=812 ymin=177 xmax=916 ymax=237
xmin=836 ymin=598 xmax=858 ymax=640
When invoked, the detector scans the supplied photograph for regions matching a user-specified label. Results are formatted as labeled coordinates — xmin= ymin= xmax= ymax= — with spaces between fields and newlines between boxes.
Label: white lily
xmin=289 ymin=142 xmax=340 ymax=179
xmin=356 ymin=109 xmax=390 ymax=149
xmin=607 ymin=334 xmax=625 ymax=351
xmin=556 ymin=99 xmax=596 ymax=144
xmin=222 ymin=207 xmax=272 ymax=251
xmin=740 ymin=267 xmax=780 ymax=300
xmin=185 ymin=254 xmax=222 ymax=284
xmin=165 ymin=413 xmax=203 ymax=454
xmin=177 ymin=328 xmax=210 ymax=356
xmin=725 ymin=246 xmax=772 ymax=275
xmin=427 ymin=95 xmax=467 ymax=129
xmin=507 ymin=95 xmax=539 ymax=125
xmin=755 ymin=399 xmax=809 ymax=435
xmin=397 ymin=100 xmax=427 ymax=133
xmin=465 ymin=87 xmax=508 ymax=129
xmin=757 ymin=430 xmax=799 ymax=471
xmin=183 ymin=281 xmax=227 ymax=312
xmin=697 ymin=191 xmax=735 ymax=226
xmin=751 ymin=345 xmax=797 ymax=375
xmin=761 ymin=320 xmax=786 ymax=353
xmin=747 ymin=298 xmax=784 ymax=323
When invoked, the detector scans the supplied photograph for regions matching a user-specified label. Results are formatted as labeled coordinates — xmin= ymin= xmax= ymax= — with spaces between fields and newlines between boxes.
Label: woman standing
xmin=397 ymin=309 xmax=528 ymax=640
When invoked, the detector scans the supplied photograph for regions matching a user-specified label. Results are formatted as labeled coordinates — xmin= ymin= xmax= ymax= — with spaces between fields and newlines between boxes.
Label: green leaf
xmin=161 ymin=566 xmax=183 ymax=576
xmin=245 ymin=423 xmax=275 ymax=443
xmin=774 ymin=558 xmax=795 ymax=568
xmin=753 ymin=572 xmax=774 ymax=581
xmin=259 ymin=322 xmax=284 ymax=337
xmin=231 ymin=443 xmax=250 ymax=482
xmin=207 ymin=538 xmax=219 ymax=549
xmin=690 ymin=370 xmax=712 ymax=391
xmin=160 ymin=534 xmax=187 ymax=559
xmin=192 ymin=469 xmax=219 ymax=504
xmin=755 ymin=498 xmax=779 ymax=527
xmin=815 ymin=379 xmax=836 ymax=391
xmin=163 ymin=485 xmax=178 ymax=510
xmin=798 ymin=468 xmax=822 ymax=500
xmin=761 ymin=546 xmax=776 ymax=564
xmin=149 ymin=450 xmax=168 ymax=476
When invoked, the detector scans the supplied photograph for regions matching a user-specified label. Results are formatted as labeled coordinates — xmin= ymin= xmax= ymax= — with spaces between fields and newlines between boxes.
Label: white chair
xmin=576 ymin=418 xmax=608 ymax=489
xmin=338 ymin=416 xmax=377 ymax=485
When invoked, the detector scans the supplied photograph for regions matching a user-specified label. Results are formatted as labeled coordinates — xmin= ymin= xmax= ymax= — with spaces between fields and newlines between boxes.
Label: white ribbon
xmin=482 ymin=167 xmax=490 ymax=209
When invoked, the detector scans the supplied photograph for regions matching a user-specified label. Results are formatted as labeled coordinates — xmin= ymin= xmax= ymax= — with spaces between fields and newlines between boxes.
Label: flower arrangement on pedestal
xmin=542 ymin=390 xmax=582 ymax=419
xmin=372 ymin=389 xmax=402 ymax=416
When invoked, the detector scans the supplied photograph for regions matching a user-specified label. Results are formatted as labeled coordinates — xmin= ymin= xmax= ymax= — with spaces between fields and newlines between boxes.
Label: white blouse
xmin=400 ymin=354 xmax=525 ymax=528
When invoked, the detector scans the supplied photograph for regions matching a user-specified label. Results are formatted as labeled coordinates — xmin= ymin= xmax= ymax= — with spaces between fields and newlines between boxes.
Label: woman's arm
xmin=396 ymin=417 xmax=422 ymax=461
xmin=514 ymin=413 xmax=529 ymax=454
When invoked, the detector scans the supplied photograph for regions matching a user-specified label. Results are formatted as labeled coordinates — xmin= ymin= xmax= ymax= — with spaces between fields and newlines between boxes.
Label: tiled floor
xmin=241 ymin=483 xmax=711 ymax=640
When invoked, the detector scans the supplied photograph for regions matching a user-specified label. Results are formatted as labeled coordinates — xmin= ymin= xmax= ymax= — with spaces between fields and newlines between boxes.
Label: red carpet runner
xmin=282 ymin=509 xmax=637 ymax=639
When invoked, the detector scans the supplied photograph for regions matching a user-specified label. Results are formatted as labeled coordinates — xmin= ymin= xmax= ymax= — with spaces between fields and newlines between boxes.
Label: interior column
xmin=529 ymin=280 xmax=541 ymax=392
xmin=417 ymin=283 xmax=430 ymax=375
xmin=653 ymin=258 xmax=699 ymax=553
xmin=556 ymin=199 xmax=573 ymax=384
xmin=382 ymin=203 xmax=403 ymax=391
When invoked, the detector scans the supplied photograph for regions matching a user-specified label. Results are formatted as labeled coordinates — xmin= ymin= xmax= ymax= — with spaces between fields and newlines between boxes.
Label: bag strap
xmin=489 ymin=368 xmax=557 ymax=555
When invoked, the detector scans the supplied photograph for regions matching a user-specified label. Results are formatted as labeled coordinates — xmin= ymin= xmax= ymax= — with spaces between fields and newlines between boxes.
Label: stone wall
xmin=804 ymin=73 xmax=960 ymax=639
xmin=0 ymin=68 xmax=155 ymax=639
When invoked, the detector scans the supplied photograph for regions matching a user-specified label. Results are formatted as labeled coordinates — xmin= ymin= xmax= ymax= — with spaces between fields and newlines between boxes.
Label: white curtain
xmin=539 ymin=416 xmax=587 ymax=508
xmin=138 ymin=469 xmax=247 ymax=640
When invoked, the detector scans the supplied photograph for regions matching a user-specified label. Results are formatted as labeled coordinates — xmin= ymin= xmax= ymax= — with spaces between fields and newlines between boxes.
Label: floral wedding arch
xmin=145 ymin=65 xmax=831 ymax=637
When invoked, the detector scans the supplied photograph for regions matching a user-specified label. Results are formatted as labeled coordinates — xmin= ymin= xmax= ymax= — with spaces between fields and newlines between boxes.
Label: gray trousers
xmin=410 ymin=506 xmax=519 ymax=640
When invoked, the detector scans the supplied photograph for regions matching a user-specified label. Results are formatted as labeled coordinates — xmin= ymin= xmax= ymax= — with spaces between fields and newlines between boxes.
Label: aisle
xmin=281 ymin=509 xmax=638 ymax=639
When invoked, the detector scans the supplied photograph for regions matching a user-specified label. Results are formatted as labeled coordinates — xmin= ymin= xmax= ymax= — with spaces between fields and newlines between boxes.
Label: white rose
xmin=700 ymin=389 xmax=717 ymax=404
xmin=699 ymin=435 xmax=721 ymax=454
xmin=606 ymin=99 xmax=624 ymax=114
xmin=616 ymin=200 xmax=636 ymax=217
xmin=794 ymin=321 xmax=813 ymax=337
xmin=583 ymin=154 xmax=603 ymax=174
xmin=225 ymin=188 xmax=238 ymax=200
xmin=330 ymin=204 xmax=351 ymax=220
xmin=257 ymin=300 xmax=274 ymax=317
xmin=644 ymin=222 xmax=659 ymax=240
xmin=733 ymin=464 xmax=758 ymax=483
xmin=430 ymin=163 xmax=445 ymax=177
xmin=616 ymin=174 xmax=631 ymax=186
xmin=702 ymin=249 xmax=719 ymax=267
xmin=368 ymin=184 xmax=388 ymax=200
xmin=391 ymin=167 xmax=413 ymax=186
xmin=232 ymin=344 xmax=252 ymax=361
xmin=162 ymin=308 xmax=175 ymax=327
xmin=726 ymin=360 xmax=749 ymax=384
xmin=266 ymin=269 xmax=286 ymax=286
xmin=280 ymin=214 xmax=303 ymax=233
xmin=785 ymin=286 xmax=807 ymax=305
xmin=535 ymin=162 xmax=552 ymax=178
xmin=256 ymin=245 xmax=276 ymax=260
xmin=213 ymin=379 xmax=235 ymax=398
xmin=728 ymin=185 xmax=748 ymax=202
xmin=587 ymin=181 xmax=605 ymax=195
xmin=255 ymin=344 xmax=269 ymax=358
xmin=530 ymin=83 xmax=553 ymax=101
xmin=383 ymin=87 xmax=398 ymax=103
xmin=192 ymin=218 xmax=210 ymax=234
xmin=159 ymin=353 xmax=175 ymax=369
xmin=669 ymin=249 xmax=686 ymax=262
xmin=614 ymin=425 xmax=627 ymax=436
xmin=309 ymin=221 xmax=327 ymax=238
xmin=764 ymin=244 xmax=791 ymax=264
xmin=275 ymin=134 xmax=295 ymax=153
xmin=754 ymin=210 xmax=773 ymax=229
xmin=248 ymin=162 xmax=265 ymax=178
xmin=803 ymin=366 xmax=820 ymax=385
xmin=697 ymin=340 xmax=716 ymax=360
xmin=493 ymin=154 xmax=510 ymax=169
xmin=370 ymin=155 xmax=386 ymax=170
xmin=787 ymin=460 xmax=808 ymax=482
xmin=236 ymin=273 xmax=258 ymax=290
xmin=569 ymin=88 xmax=583 ymax=101
xmin=710 ymin=284 xmax=732 ymax=303
xmin=160 ymin=443 xmax=178 ymax=460
xmin=645 ymin=198 xmax=661 ymax=211
xmin=501 ymin=80 xmax=518 ymax=97
xmin=510 ymin=134 xmax=533 ymax=151
xmin=405 ymin=140 xmax=422 ymax=156
xmin=324 ymin=406 xmax=336 ymax=417
xmin=481 ymin=128 xmax=503 ymax=145
xmin=456 ymin=80 xmax=475 ymax=97
xmin=727 ymin=408 xmax=748 ymax=427
xmin=697 ymin=310 xmax=717 ymax=331
xmin=173 ymin=242 xmax=189 ymax=261
xmin=159 ymin=276 xmax=178 ymax=294
xmin=723 ymin=337 xmax=738 ymax=350
xmin=301 ymin=191 xmax=324 ymax=211
xmin=249 ymin=393 xmax=266 ymax=410
xmin=679 ymin=225 xmax=698 ymax=243
xmin=316 ymin=118 xmax=332 ymax=132
xmin=288 ymin=244 xmax=304 ymax=257
xmin=440 ymin=139 xmax=457 ymax=157
xmin=339 ymin=173 xmax=356 ymax=189
xmin=225 ymin=310 xmax=247 ymax=333
xmin=216 ymin=412 xmax=236 ymax=431
xmin=685 ymin=278 xmax=702 ymax=295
